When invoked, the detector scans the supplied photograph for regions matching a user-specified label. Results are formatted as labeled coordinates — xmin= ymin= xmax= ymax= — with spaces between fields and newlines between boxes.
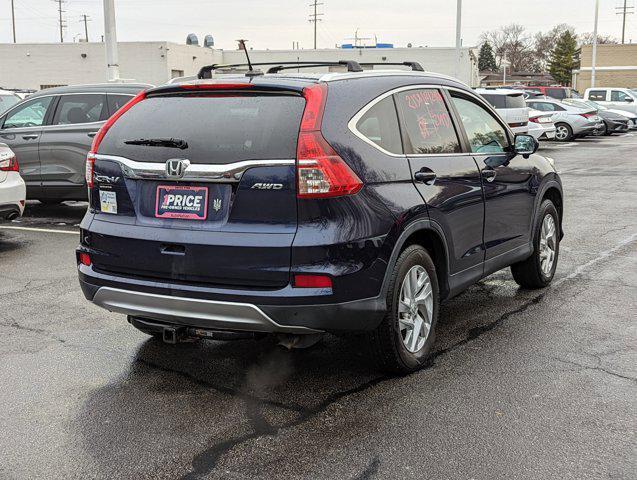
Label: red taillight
xmin=580 ymin=113 xmax=595 ymax=119
xmin=529 ymin=117 xmax=540 ymax=123
xmin=293 ymin=274 xmax=333 ymax=289
xmin=86 ymin=90 xmax=147 ymax=187
xmin=79 ymin=252 xmax=91 ymax=266
xmin=296 ymin=84 xmax=362 ymax=199
xmin=0 ymin=153 xmax=19 ymax=172
xmin=85 ymin=152 xmax=96 ymax=188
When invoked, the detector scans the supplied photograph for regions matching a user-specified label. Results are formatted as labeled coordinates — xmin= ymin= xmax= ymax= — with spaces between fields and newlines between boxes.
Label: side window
xmin=53 ymin=94 xmax=107 ymax=125
xmin=588 ymin=90 xmax=607 ymax=101
xmin=611 ymin=90 xmax=630 ymax=102
xmin=107 ymin=94 xmax=134 ymax=116
xmin=395 ymin=89 xmax=461 ymax=154
xmin=355 ymin=96 xmax=403 ymax=154
xmin=451 ymin=94 xmax=509 ymax=154
xmin=2 ymin=96 xmax=54 ymax=129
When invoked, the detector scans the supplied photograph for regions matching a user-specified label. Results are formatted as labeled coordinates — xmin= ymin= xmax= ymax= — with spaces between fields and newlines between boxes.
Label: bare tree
xmin=480 ymin=24 xmax=534 ymax=72
xmin=533 ymin=24 xmax=574 ymax=72
xmin=578 ymin=32 xmax=619 ymax=45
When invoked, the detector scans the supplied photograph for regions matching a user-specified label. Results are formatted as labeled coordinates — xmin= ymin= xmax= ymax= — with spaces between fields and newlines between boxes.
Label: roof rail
xmin=197 ymin=61 xmax=364 ymax=79
xmin=358 ymin=62 xmax=425 ymax=72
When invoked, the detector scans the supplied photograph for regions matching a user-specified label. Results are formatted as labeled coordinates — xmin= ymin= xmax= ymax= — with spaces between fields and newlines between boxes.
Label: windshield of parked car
xmin=0 ymin=94 xmax=20 ymax=116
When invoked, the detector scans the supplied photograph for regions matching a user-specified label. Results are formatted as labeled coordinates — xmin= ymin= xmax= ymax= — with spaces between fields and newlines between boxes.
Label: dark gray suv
xmin=0 ymin=83 xmax=149 ymax=203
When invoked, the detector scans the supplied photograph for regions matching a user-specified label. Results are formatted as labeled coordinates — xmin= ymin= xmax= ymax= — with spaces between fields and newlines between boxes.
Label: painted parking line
xmin=0 ymin=225 xmax=79 ymax=235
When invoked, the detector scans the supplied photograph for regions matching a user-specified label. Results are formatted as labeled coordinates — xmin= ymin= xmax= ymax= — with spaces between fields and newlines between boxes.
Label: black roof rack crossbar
xmin=358 ymin=62 xmax=425 ymax=72
xmin=197 ymin=60 xmax=364 ymax=79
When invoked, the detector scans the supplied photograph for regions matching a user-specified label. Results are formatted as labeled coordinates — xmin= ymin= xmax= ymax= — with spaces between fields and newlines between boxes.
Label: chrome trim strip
xmin=92 ymin=287 xmax=321 ymax=334
xmin=95 ymin=154 xmax=295 ymax=182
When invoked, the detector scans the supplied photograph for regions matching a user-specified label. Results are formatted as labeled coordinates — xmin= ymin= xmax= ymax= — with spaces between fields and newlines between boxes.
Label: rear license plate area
xmin=155 ymin=185 xmax=209 ymax=220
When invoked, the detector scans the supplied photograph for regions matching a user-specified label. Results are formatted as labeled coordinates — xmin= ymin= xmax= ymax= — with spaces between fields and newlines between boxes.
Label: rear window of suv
xmin=99 ymin=94 xmax=306 ymax=164
xmin=481 ymin=94 xmax=526 ymax=109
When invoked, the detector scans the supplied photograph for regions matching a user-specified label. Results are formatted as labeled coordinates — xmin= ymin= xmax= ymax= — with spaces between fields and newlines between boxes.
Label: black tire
xmin=602 ymin=122 xmax=611 ymax=136
xmin=554 ymin=123 xmax=573 ymax=142
xmin=511 ymin=200 xmax=560 ymax=289
xmin=369 ymin=245 xmax=439 ymax=374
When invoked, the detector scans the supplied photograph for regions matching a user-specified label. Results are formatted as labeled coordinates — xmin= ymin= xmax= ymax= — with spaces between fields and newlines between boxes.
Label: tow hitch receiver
xmin=162 ymin=326 xmax=185 ymax=344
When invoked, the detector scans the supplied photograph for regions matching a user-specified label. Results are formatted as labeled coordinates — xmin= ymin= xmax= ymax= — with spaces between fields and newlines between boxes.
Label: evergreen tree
xmin=548 ymin=31 xmax=578 ymax=86
xmin=478 ymin=42 xmax=498 ymax=72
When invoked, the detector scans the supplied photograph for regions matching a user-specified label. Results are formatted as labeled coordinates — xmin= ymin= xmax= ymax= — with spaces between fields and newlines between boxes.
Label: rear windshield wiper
xmin=124 ymin=138 xmax=189 ymax=149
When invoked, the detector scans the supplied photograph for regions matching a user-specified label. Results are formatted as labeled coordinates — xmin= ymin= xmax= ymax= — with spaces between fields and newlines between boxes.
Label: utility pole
xmin=455 ymin=0 xmax=462 ymax=80
xmin=53 ymin=0 xmax=67 ymax=43
xmin=592 ymin=0 xmax=599 ymax=88
xmin=103 ymin=0 xmax=120 ymax=81
xmin=309 ymin=1 xmax=324 ymax=50
xmin=11 ymin=0 xmax=16 ymax=43
xmin=616 ymin=0 xmax=635 ymax=44
xmin=80 ymin=14 xmax=91 ymax=42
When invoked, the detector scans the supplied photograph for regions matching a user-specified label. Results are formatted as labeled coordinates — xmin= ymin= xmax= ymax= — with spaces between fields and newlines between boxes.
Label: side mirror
xmin=625 ymin=97 xmax=634 ymax=103
xmin=514 ymin=134 xmax=539 ymax=158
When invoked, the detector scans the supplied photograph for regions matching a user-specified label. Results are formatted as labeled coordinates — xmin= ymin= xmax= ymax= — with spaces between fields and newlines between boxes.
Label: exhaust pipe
xmin=6 ymin=212 xmax=19 ymax=221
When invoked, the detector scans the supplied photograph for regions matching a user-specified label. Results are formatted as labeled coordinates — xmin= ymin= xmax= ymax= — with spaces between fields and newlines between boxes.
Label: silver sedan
xmin=526 ymin=98 xmax=604 ymax=141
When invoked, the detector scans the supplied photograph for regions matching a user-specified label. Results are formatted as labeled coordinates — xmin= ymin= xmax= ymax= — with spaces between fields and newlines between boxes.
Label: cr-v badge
xmin=165 ymin=159 xmax=190 ymax=179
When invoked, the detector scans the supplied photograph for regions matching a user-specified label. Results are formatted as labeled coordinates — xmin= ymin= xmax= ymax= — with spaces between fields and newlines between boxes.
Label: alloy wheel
xmin=539 ymin=214 xmax=557 ymax=276
xmin=398 ymin=265 xmax=434 ymax=353
xmin=555 ymin=125 xmax=569 ymax=141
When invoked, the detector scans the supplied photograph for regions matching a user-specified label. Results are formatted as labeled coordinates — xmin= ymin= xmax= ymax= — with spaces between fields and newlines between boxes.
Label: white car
xmin=476 ymin=88 xmax=530 ymax=134
xmin=0 ymin=144 xmax=26 ymax=221
xmin=527 ymin=109 xmax=556 ymax=141
xmin=0 ymin=89 xmax=22 ymax=116
xmin=584 ymin=87 xmax=637 ymax=116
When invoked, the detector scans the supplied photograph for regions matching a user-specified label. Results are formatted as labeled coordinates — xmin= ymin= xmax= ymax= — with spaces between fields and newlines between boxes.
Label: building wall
xmin=219 ymin=47 xmax=479 ymax=86
xmin=574 ymin=44 xmax=637 ymax=91
xmin=0 ymin=43 xmax=478 ymax=91
xmin=0 ymin=42 xmax=218 ymax=90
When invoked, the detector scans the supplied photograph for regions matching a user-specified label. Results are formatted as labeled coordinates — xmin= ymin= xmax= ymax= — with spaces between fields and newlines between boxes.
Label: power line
xmin=616 ymin=0 xmax=635 ymax=44
xmin=79 ymin=14 xmax=92 ymax=42
xmin=308 ymin=1 xmax=324 ymax=50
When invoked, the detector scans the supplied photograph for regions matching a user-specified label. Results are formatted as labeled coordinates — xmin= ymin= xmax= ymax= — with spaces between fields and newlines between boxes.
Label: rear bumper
xmin=79 ymin=265 xmax=387 ymax=333
xmin=0 ymin=172 xmax=26 ymax=219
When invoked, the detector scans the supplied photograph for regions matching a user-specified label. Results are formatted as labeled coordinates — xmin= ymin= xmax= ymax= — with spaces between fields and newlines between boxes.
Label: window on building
xmin=451 ymin=94 xmax=509 ymax=154
xmin=355 ymin=96 xmax=403 ymax=154
xmin=171 ymin=70 xmax=185 ymax=79
xmin=53 ymin=94 xmax=108 ymax=125
xmin=395 ymin=89 xmax=461 ymax=154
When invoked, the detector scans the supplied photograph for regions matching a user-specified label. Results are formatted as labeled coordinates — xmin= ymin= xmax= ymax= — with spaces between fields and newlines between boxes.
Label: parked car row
xmin=478 ymin=85 xmax=636 ymax=143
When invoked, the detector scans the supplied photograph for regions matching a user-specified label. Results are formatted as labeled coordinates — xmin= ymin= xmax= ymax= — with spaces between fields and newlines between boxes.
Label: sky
xmin=0 ymin=0 xmax=635 ymax=49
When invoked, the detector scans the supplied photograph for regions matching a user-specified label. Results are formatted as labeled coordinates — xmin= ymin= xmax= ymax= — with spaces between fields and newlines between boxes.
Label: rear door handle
xmin=87 ymin=132 xmax=98 ymax=138
xmin=414 ymin=169 xmax=437 ymax=184
xmin=22 ymin=134 xmax=39 ymax=140
xmin=482 ymin=169 xmax=497 ymax=182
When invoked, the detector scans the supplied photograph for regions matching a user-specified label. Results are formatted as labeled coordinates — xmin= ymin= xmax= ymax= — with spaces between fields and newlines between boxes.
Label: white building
xmin=0 ymin=42 xmax=478 ymax=91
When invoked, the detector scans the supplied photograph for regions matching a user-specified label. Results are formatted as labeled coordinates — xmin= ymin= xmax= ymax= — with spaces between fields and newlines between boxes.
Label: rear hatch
xmin=481 ymin=92 xmax=529 ymax=128
xmin=88 ymin=86 xmax=305 ymax=288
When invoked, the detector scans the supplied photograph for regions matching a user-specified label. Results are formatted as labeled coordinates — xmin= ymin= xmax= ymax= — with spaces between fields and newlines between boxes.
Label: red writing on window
xmin=404 ymin=90 xmax=452 ymax=140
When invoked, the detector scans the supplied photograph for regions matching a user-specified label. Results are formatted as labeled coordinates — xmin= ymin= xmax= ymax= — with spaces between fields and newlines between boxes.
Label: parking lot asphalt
xmin=0 ymin=134 xmax=635 ymax=480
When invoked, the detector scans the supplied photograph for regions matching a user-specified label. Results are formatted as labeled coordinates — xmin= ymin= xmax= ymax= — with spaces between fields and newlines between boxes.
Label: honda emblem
xmin=165 ymin=159 xmax=190 ymax=179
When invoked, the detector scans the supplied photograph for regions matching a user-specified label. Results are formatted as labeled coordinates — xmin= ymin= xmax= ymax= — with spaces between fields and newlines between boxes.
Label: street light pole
xmin=103 ymin=0 xmax=120 ymax=81
xmin=11 ymin=0 xmax=16 ymax=43
xmin=455 ymin=0 xmax=462 ymax=79
xmin=591 ymin=0 xmax=599 ymax=88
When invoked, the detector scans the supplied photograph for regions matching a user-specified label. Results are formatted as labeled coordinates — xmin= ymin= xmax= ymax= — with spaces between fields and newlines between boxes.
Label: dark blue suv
xmin=77 ymin=63 xmax=563 ymax=373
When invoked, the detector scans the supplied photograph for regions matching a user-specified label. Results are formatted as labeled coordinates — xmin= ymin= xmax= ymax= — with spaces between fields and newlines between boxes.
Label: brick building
xmin=573 ymin=44 xmax=637 ymax=91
